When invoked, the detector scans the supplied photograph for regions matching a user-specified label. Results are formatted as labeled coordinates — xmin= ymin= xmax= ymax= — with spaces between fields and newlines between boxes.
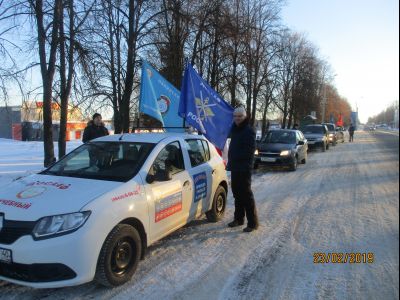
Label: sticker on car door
xmin=193 ymin=172 xmax=207 ymax=203
xmin=155 ymin=191 xmax=182 ymax=222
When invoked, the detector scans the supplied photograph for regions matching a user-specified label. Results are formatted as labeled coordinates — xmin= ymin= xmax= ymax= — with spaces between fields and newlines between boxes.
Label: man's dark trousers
xmin=231 ymin=170 xmax=259 ymax=228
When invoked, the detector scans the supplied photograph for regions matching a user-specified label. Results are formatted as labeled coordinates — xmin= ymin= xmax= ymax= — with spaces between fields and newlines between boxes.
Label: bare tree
xmin=0 ymin=0 xmax=27 ymax=105
xmin=80 ymin=0 xmax=160 ymax=133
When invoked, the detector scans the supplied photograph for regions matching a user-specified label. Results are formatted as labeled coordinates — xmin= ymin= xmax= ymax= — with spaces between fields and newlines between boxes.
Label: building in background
xmin=0 ymin=101 xmax=88 ymax=141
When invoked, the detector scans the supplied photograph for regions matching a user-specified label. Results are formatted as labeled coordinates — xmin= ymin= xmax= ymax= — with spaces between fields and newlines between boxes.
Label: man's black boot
xmin=228 ymin=220 xmax=244 ymax=227
xmin=243 ymin=225 xmax=259 ymax=232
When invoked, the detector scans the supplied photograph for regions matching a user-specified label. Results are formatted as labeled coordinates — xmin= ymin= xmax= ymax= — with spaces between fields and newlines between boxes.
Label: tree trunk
xmin=32 ymin=0 xmax=63 ymax=167
xmin=121 ymin=0 xmax=137 ymax=132
xmin=58 ymin=0 xmax=74 ymax=159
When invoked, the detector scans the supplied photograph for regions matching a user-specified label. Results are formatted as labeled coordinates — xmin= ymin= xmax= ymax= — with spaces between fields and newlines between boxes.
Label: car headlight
xmin=254 ymin=149 xmax=259 ymax=155
xmin=280 ymin=150 xmax=290 ymax=156
xmin=32 ymin=211 xmax=91 ymax=240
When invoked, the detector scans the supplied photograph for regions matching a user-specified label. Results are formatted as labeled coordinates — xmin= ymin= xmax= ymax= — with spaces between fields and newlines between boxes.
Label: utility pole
xmin=321 ymin=83 xmax=327 ymax=123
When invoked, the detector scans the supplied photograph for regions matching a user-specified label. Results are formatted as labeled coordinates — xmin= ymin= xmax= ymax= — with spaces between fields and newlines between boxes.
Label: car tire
xmin=95 ymin=224 xmax=142 ymax=287
xmin=301 ymin=153 xmax=307 ymax=164
xmin=206 ymin=185 xmax=227 ymax=222
xmin=253 ymin=162 xmax=259 ymax=170
xmin=326 ymin=143 xmax=329 ymax=150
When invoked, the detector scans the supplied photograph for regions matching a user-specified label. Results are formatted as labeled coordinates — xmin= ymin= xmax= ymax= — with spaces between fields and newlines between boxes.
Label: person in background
xmin=82 ymin=113 xmax=109 ymax=143
xmin=348 ymin=123 xmax=355 ymax=142
xmin=292 ymin=123 xmax=299 ymax=130
xmin=226 ymin=107 xmax=259 ymax=232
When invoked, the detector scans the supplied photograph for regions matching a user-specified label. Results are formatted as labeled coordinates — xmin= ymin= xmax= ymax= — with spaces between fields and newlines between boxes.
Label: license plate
xmin=261 ymin=157 xmax=276 ymax=162
xmin=0 ymin=247 xmax=12 ymax=264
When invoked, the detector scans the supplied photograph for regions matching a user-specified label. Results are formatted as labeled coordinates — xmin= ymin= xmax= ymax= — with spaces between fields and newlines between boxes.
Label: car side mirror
xmin=298 ymin=140 xmax=305 ymax=145
xmin=146 ymin=169 xmax=172 ymax=184
xmin=146 ymin=173 xmax=155 ymax=184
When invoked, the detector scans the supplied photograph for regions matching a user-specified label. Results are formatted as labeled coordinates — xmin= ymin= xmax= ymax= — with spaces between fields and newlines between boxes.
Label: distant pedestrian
xmin=82 ymin=113 xmax=109 ymax=143
xmin=348 ymin=123 xmax=355 ymax=142
xmin=227 ymin=107 xmax=259 ymax=232
xmin=292 ymin=123 xmax=299 ymax=130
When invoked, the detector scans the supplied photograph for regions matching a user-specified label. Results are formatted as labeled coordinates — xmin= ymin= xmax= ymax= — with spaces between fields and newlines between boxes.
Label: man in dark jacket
xmin=348 ymin=123 xmax=355 ymax=142
xmin=82 ymin=113 xmax=109 ymax=143
xmin=227 ymin=107 xmax=259 ymax=232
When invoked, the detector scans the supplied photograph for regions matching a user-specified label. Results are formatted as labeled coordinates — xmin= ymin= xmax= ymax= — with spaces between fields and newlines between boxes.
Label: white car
xmin=0 ymin=133 xmax=228 ymax=288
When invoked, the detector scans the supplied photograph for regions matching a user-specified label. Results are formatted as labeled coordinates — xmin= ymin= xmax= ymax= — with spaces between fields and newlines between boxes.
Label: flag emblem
xmin=158 ymin=95 xmax=170 ymax=115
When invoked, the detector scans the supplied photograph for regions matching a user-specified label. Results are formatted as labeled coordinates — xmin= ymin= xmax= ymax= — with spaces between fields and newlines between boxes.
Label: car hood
xmin=0 ymin=174 xmax=122 ymax=221
xmin=258 ymin=143 xmax=294 ymax=153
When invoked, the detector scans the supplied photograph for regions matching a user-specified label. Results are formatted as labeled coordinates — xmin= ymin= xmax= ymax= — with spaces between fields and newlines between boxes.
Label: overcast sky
xmin=281 ymin=0 xmax=399 ymax=122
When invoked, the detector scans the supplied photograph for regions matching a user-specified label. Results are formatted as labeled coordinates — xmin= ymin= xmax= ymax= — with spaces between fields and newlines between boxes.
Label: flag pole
xmin=182 ymin=58 xmax=189 ymax=131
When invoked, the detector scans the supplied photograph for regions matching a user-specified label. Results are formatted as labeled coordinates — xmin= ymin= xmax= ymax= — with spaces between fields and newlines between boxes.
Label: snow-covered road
xmin=0 ymin=131 xmax=398 ymax=299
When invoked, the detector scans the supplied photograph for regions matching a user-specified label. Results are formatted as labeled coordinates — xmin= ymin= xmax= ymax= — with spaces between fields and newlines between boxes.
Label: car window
xmin=151 ymin=141 xmax=185 ymax=176
xmin=185 ymin=139 xmax=208 ymax=167
xmin=323 ymin=124 xmax=335 ymax=131
xmin=302 ymin=126 xmax=324 ymax=134
xmin=201 ymin=140 xmax=210 ymax=161
xmin=263 ymin=131 xmax=296 ymax=144
xmin=42 ymin=142 xmax=155 ymax=182
xmin=296 ymin=131 xmax=302 ymax=142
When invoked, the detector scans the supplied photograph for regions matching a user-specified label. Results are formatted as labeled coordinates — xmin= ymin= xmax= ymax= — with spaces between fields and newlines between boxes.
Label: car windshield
xmin=262 ymin=131 xmax=296 ymax=144
xmin=41 ymin=142 xmax=155 ymax=182
xmin=302 ymin=126 xmax=324 ymax=134
xmin=324 ymin=124 xmax=335 ymax=131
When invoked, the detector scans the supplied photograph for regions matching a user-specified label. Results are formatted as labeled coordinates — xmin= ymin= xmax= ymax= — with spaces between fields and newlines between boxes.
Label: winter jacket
xmin=348 ymin=125 xmax=355 ymax=134
xmin=82 ymin=121 xmax=109 ymax=143
xmin=227 ymin=119 xmax=256 ymax=172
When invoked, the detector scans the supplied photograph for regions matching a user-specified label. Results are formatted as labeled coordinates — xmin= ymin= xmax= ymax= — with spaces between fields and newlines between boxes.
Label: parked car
xmin=0 ymin=133 xmax=228 ymax=288
xmin=254 ymin=129 xmax=308 ymax=171
xmin=322 ymin=123 xmax=338 ymax=146
xmin=335 ymin=126 xmax=345 ymax=143
xmin=301 ymin=124 xmax=329 ymax=152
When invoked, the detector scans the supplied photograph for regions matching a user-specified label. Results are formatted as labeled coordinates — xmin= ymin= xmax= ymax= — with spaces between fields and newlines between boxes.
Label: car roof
xmin=304 ymin=124 xmax=324 ymax=127
xmin=268 ymin=129 xmax=297 ymax=132
xmin=92 ymin=132 xmax=207 ymax=143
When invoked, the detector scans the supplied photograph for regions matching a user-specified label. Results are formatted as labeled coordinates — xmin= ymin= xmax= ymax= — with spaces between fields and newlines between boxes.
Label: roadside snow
xmin=0 ymin=132 xmax=398 ymax=300
xmin=0 ymin=138 xmax=82 ymax=187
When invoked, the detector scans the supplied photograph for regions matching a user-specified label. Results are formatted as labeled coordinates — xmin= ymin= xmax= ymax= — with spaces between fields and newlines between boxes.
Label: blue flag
xmin=179 ymin=63 xmax=234 ymax=149
xmin=139 ymin=61 xmax=183 ymax=130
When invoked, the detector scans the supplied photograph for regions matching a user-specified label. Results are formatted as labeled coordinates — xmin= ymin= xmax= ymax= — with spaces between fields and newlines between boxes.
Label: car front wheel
xmin=95 ymin=224 xmax=142 ymax=287
xmin=206 ymin=185 xmax=227 ymax=222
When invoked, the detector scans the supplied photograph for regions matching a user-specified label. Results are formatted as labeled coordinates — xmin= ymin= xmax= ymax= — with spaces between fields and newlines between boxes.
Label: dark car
xmin=322 ymin=123 xmax=338 ymax=146
xmin=301 ymin=124 xmax=329 ymax=152
xmin=254 ymin=129 xmax=308 ymax=171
